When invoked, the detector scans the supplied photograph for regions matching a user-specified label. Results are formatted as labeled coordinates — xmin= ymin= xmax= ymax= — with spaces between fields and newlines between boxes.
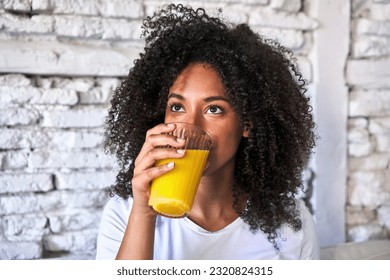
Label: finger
xmin=135 ymin=123 xmax=185 ymax=165
xmin=132 ymin=161 xmax=175 ymax=191
xmin=146 ymin=123 xmax=176 ymax=138
xmin=134 ymin=148 xmax=185 ymax=175
xmin=136 ymin=123 xmax=176 ymax=163
xmin=147 ymin=133 xmax=186 ymax=148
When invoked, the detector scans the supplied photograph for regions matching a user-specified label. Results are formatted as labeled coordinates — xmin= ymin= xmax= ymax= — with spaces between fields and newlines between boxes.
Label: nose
xmin=181 ymin=111 xmax=204 ymax=129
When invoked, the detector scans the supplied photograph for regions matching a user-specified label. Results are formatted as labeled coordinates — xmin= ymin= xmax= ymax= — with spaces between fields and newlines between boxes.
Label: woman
xmin=96 ymin=3 xmax=319 ymax=260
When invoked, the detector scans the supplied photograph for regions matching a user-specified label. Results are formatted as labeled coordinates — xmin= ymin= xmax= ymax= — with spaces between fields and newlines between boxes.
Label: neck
xmin=187 ymin=164 xmax=245 ymax=231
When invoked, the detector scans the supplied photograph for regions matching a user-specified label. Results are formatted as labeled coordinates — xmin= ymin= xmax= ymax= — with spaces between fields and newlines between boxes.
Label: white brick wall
xmin=0 ymin=0 xmax=389 ymax=259
xmin=0 ymin=0 xmax=318 ymax=259
xmin=347 ymin=0 xmax=390 ymax=242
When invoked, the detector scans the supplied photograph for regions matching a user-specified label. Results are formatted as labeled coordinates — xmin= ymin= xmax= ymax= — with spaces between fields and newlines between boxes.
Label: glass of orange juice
xmin=148 ymin=123 xmax=212 ymax=218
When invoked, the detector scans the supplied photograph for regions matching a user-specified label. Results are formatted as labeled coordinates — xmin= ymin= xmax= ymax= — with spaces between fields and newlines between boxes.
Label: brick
xmin=0 ymin=190 xmax=108 ymax=215
xmin=349 ymin=141 xmax=374 ymax=157
xmin=348 ymin=131 xmax=374 ymax=158
xmin=65 ymin=190 xmax=110 ymax=209
xmin=28 ymin=150 xmax=116 ymax=169
xmin=349 ymin=117 xmax=368 ymax=128
xmin=79 ymin=78 xmax=119 ymax=104
xmin=270 ymin=0 xmax=301 ymax=12
xmin=248 ymin=9 xmax=318 ymax=30
xmin=2 ymin=214 xmax=49 ymax=242
xmin=31 ymin=0 xmax=50 ymax=11
xmin=47 ymin=130 xmax=105 ymax=150
xmin=47 ymin=209 xmax=103 ymax=233
xmin=55 ymin=171 xmax=116 ymax=190
xmin=53 ymin=15 xmax=142 ymax=40
xmin=41 ymin=107 xmax=107 ymax=128
xmin=346 ymin=206 xmax=376 ymax=226
xmin=0 ymin=128 xmax=49 ymax=149
xmin=98 ymin=0 xmax=144 ymax=18
xmin=2 ymin=151 xmax=29 ymax=169
xmin=353 ymin=36 xmax=390 ymax=58
xmin=0 ymin=242 xmax=42 ymax=260
xmin=0 ymin=40 xmax=139 ymax=77
xmin=51 ymin=77 xmax=94 ymax=92
xmin=48 ymin=251 xmax=95 ymax=259
xmin=51 ymin=0 xmax=143 ymax=18
xmin=0 ymin=13 xmax=54 ymax=33
xmin=378 ymin=206 xmax=390 ymax=229
xmin=349 ymin=89 xmax=390 ymax=117
xmin=101 ymin=18 xmax=142 ymax=40
xmin=0 ymin=74 xmax=31 ymax=87
xmin=53 ymin=15 xmax=103 ymax=38
xmin=251 ymin=26 xmax=305 ymax=50
xmin=97 ymin=78 xmax=120 ymax=90
xmin=346 ymin=58 xmax=390 ymax=88
xmin=348 ymin=118 xmax=373 ymax=157
xmin=0 ymin=107 xmax=40 ymax=126
xmin=0 ymin=86 xmax=78 ymax=105
xmin=79 ymin=87 xmax=113 ymax=104
xmin=50 ymin=0 xmax=98 ymax=15
xmin=369 ymin=4 xmax=390 ymax=20
xmin=348 ymin=224 xmax=385 ymax=242
xmin=348 ymin=172 xmax=389 ymax=208
xmin=0 ymin=192 xmax=59 ymax=215
xmin=0 ymin=173 xmax=53 ymax=194
xmin=369 ymin=117 xmax=390 ymax=134
xmin=349 ymin=153 xmax=390 ymax=171
xmin=375 ymin=134 xmax=390 ymax=152
xmin=145 ymin=0 xmax=268 ymax=7
xmin=1 ymin=0 xmax=31 ymax=11
xmin=356 ymin=18 xmax=390 ymax=36
xmin=43 ymin=229 xmax=98 ymax=252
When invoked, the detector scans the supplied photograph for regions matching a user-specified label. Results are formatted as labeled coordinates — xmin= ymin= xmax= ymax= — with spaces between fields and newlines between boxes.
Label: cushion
xmin=320 ymin=240 xmax=390 ymax=260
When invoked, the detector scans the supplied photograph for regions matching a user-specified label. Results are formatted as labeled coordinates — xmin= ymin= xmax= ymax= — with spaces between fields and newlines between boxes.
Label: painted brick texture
xmin=1 ymin=0 xmax=389 ymax=259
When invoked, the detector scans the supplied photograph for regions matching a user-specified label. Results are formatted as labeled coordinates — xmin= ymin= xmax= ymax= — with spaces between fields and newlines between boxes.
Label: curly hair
xmin=105 ymin=3 xmax=316 ymax=248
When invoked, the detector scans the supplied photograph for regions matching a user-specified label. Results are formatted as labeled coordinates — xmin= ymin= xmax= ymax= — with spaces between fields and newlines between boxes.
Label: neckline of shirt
xmin=181 ymin=216 xmax=245 ymax=235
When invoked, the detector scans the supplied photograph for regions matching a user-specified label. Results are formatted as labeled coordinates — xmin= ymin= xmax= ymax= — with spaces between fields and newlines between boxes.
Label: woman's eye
xmin=206 ymin=106 xmax=223 ymax=114
xmin=170 ymin=104 xmax=184 ymax=112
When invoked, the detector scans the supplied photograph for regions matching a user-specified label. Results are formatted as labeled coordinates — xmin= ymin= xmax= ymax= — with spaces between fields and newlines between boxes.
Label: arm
xmin=115 ymin=123 xmax=185 ymax=259
xmin=115 ymin=205 xmax=157 ymax=259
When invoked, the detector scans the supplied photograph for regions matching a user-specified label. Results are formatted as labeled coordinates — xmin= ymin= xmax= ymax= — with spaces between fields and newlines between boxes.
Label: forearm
xmin=116 ymin=208 xmax=157 ymax=260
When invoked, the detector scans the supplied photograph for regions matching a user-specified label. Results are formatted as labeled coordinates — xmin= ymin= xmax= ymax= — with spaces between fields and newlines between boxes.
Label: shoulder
xmin=277 ymin=200 xmax=320 ymax=259
xmin=95 ymin=195 xmax=133 ymax=259
xmin=99 ymin=195 xmax=133 ymax=233
xmin=104 ymin=195 xmax=133 ymax=213
xmin=296 ymin=199 xmax=320 ymax=259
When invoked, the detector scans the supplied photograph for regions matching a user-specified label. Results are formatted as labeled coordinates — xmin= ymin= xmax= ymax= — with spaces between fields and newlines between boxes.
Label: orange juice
xmin=149 ymin=149 xmax=209 ymax=218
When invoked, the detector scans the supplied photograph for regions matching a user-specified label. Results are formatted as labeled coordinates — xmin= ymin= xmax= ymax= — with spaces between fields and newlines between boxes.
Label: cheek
xmin=210 ymin=128 xmax=243 ymax=156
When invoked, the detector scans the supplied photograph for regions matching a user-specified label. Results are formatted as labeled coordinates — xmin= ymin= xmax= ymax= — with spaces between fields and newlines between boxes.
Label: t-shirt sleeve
xmin=95 ymin=196 xmax=132 ymax=260
xmin=298 ymin=200 xmax=320 ymax=260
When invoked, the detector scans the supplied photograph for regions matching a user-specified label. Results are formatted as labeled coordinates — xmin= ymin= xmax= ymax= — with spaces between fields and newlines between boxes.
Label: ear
xmin=242 ymin=120 xmax=251 ymax=138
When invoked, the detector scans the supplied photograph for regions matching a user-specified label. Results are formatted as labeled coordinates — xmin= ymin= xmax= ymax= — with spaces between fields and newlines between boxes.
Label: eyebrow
xmin=168 ymin=93 xmax=230 ymax=103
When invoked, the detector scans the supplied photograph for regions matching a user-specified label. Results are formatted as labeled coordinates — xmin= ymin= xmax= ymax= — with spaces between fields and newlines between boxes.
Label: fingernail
xmin=177 ymin=138 xmax=185 ymax=143
xmin=167 ymin=162 xmax=174 ymax=168
xmin=167 ymin=123 xmax=175 ymax=128
xmin=177 ymin=149 xmax=185 ymax=154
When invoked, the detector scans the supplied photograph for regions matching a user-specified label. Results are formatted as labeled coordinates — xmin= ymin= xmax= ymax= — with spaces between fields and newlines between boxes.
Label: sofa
xmin=320 ymin=240 xmax=390 ymax=260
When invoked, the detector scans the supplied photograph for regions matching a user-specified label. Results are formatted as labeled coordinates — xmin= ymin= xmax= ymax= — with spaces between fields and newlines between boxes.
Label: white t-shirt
xmin=96 ymin=196 xmax=320 ymax=260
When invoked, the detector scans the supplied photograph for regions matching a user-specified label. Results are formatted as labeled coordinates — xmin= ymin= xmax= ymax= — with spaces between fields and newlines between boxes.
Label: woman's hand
xmin=116 ymin=123 xmax=186 ymax=259
xmin=131 ymin=123 xmax=186 ymax=215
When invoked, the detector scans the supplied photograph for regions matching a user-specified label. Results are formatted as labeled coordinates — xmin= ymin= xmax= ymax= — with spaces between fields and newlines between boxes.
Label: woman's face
xmin=164 ymin=63 xmax=248 ymax=176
